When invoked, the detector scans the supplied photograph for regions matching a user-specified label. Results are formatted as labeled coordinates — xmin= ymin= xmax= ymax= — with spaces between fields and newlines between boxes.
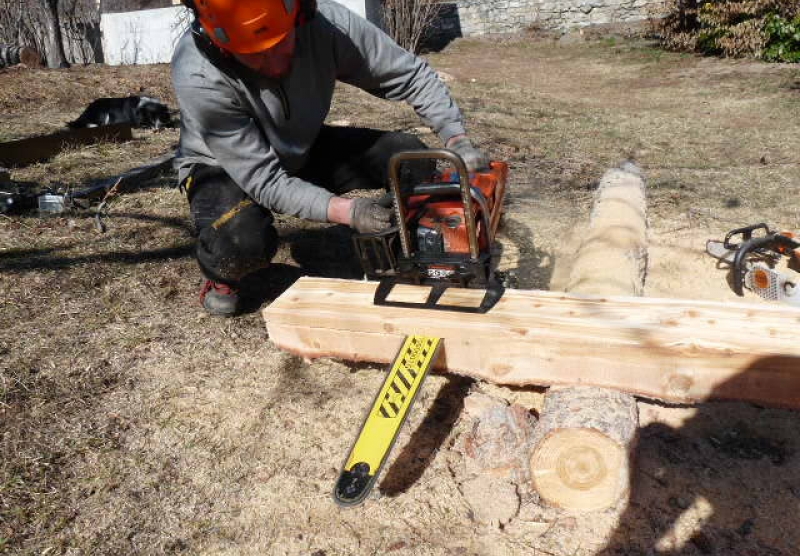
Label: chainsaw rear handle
xmin=732 ymin=234 xmax=800 ymax=296
xmin=388 ymin=149 xmax=480 ymax=261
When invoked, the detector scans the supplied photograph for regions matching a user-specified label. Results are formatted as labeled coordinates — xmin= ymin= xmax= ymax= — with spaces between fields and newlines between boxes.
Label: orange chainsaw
xmin=353 ymin=149 xmax=508 ymax=313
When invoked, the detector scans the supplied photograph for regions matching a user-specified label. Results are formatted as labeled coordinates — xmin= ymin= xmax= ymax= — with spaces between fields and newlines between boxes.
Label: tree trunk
xmin=565 ymin=161 xmax=648 ymax=296
xmin=42 ymin=0 xmax=68 ymax=68
xmin=84 ymin=21 xmax=105 ymax=64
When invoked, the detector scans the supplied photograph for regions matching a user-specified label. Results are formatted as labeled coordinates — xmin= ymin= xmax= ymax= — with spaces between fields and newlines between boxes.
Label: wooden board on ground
xmin=0 ymin=123 xmax=133 ymax=166
xmin=264 ymin=276 xmax=800 ymax=409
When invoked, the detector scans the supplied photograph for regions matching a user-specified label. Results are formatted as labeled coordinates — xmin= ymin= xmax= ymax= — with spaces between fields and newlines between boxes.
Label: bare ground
xmin=1 ymin=35 xmax=800 ymax=555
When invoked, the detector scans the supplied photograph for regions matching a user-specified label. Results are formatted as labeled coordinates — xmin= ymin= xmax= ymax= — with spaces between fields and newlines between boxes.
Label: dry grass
xmin=1 ymin=36 xmax=800 ymax=555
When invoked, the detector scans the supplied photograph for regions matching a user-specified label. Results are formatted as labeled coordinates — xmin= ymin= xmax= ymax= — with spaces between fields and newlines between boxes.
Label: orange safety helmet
xmin=192 ymin=0 xmax=302 ymax=54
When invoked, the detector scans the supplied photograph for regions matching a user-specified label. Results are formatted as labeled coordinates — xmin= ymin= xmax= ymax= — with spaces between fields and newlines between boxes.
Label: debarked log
xmin=530 ymin=161 xmax=645 ymax=512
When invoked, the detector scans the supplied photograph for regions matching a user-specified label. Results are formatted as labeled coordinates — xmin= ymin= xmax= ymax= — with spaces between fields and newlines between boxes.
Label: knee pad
xmin=196 ymin=203 xmax=278 ymax=283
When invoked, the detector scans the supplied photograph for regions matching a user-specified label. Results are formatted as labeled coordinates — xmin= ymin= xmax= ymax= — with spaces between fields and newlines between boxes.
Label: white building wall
xmin=101 ymin=5 xmax=188 ymax=65
xmin=334 ymin=0 xmax=368 ymax=19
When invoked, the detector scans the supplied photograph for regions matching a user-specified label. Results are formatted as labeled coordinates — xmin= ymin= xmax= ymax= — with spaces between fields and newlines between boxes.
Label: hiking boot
xmin=199 ymin=280 xmax=239 ymax=317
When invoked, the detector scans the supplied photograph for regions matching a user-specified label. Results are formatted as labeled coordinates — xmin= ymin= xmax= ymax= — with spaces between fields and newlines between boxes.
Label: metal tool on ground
xmin=0 ymin=183 xmax=38 ymax=214
xmin=333 ymin=335 xmax=442 ymax=507
xmin=0 ymin=153 xmax=175 ymax=217
xmin=0 ymin=172 xmax=65 ymax=214
xmin=353 ymin=149 xmax=508 ymax=313
xmin=94 ymin=177 xmax=125 ymax=233
xmin=706 ymin=223 xmax=800 ymax=305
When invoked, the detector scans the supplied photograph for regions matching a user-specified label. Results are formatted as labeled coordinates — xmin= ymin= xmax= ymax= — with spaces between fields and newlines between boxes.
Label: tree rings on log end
xmin=531 ymin=428 xmax=626 ymax=512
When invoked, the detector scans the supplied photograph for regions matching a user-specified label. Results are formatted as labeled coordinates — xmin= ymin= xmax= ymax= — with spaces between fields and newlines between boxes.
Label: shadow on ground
xmin=380 ymin=376 xmax=475 ymax=497
xmin=603 ymin=356 xmax=800 ymax=555
xmin=238 ymin=263 xmax=305 ymax=314
xmin=284 ymin=225 xmax=364 ymax=280
xmin=0 ymin=243 xmax=193 ymax=272
xmin=0 ymin=211 xmax=194 ymax=273
xmin=235 ymin=225 xmax=364 ymax=315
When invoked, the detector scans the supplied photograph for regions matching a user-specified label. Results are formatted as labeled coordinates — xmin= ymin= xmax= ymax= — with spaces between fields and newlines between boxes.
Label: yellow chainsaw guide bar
xmin=333 ymin=335 xmax=442 ymax=507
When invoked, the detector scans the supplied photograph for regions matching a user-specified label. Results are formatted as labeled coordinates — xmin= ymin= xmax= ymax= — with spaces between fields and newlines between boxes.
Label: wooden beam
xmin=0 ymin=124 xmax=133 ymax=167
xmin=264 ymin=277 xmax=800 ymax=409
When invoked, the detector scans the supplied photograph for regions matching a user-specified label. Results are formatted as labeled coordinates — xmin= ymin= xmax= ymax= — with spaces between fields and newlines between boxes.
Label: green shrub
xmin=655 ymin=0 xmax=800 ymax=61
xmin=763 ymin=13 xmax=800 ymax=62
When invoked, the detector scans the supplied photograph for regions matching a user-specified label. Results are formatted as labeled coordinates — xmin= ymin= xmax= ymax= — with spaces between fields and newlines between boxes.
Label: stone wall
xmin=431 ymin=0 xmax=660 ymax=40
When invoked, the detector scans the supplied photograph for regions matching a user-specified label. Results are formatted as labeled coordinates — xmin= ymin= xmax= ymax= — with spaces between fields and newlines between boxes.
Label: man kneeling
xmin=172 ymin=0 xmax=488 ymax=316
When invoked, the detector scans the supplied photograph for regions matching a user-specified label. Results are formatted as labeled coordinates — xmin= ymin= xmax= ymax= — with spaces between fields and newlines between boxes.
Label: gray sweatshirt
xmin=171 ymin=0 xmax=466 ymax=222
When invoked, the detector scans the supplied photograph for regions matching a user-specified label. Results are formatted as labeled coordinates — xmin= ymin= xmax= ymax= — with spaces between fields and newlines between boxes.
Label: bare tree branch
xmin=381 ymin=0 xmax=440 ymax=54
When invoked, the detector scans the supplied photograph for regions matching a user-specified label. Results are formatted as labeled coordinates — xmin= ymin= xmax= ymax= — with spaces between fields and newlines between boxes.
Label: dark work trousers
xmin=184 ymin=126 xmax=433 ymax=286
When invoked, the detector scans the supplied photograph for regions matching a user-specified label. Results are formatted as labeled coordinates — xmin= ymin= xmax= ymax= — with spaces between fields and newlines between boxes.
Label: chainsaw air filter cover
xmin=745 ymin=264 xmax=800 ymax=306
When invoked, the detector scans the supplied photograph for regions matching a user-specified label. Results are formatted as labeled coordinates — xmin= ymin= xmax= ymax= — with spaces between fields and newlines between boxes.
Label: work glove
xmin=447 ymin=136 xmax=490 ymax=172
xmin=350 ymin=197 xmax=393 ymax=234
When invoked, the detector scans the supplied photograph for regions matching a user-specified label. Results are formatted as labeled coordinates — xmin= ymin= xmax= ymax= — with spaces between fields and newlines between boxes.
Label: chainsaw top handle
xmin=388 ymin=149 xmax=479 ymax=261
xmin=723 ymin=223 xmax=770 ymax=250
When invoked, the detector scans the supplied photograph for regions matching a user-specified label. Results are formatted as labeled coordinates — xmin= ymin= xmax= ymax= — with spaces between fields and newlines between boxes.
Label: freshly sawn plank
xmin=263 ymin=277 xmax=800 ymax=409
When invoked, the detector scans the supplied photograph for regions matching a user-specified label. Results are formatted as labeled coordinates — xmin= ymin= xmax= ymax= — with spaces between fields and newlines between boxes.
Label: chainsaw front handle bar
xmin=388 ymin=149 xmax=480 ymax=261
xmin=724 ymin=223 xmax=770 ymax=250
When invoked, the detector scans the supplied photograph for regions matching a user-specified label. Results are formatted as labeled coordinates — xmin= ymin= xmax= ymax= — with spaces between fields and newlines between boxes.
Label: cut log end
xmin=450 ymin=389 xmax=536 ymax=525
xmin=529 ymin=387 xmax=639 ymax=512
xmin=531 ymin=429 xmax=627 ymax=512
